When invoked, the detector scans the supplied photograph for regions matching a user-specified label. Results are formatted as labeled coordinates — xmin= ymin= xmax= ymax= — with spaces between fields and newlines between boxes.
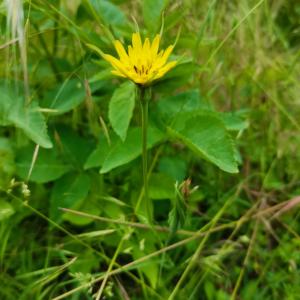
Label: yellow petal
xmin=131 ymin=34 xmax=143 ymax=70
xmin=111 ymin=70 xmax=126 ymax=78
xmin=103 ymin=54 xmax=130 ymax=77
xmin=128 ymin=45 xmax=134 ymax=59
xmin=114 ymin=40 xmax=129 ymax=62
xmin=132 ymin=32 xmax=142 ymax=52
xmin=142 ymin=38 xmax=151 ymax=66
xmin=161 ymin=45 xmax=174 ymax=64
xmin=127 ymin=72 xmax=141 ymax=84
xmin=153 ymin=61 xmax=177 ymax=80
xmin=102 ymin=54 xmax=121 ymax=67
xmin=150 ymin=35 xmax=160 ymax=58
xmin=143 ymin=38 xmax=151 ymax=52
xmin=127 ymin=45 xmax=138 ymax=69
xmin=133 ymin=76 xmax=148 ymax=84
xmin=152 ymin=45 xmax=174 ymax=70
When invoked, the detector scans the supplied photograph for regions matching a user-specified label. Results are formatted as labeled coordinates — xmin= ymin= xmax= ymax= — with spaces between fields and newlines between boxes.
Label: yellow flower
xmin=102 ymin=32 xmax=177 ymax=85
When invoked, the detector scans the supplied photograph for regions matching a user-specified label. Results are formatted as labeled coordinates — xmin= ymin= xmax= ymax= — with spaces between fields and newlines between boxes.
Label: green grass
xmin=0 ymin=0 xmax=300 ymax=299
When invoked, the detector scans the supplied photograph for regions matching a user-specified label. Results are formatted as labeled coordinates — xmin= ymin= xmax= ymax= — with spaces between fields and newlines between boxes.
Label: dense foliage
xmin=0 ymin=0 xmax=300 ymax=299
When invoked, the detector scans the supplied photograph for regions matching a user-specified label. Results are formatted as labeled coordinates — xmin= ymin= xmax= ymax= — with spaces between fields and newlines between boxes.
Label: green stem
xmin=139 ymin=86 xmax=152 ymax=223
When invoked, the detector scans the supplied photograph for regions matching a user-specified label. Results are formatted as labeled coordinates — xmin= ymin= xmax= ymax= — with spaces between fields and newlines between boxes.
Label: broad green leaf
xmin=56 ymin=126 xmax=94 ymax=167
xmin=16 ymin=145 xmax=71 ymax=183
xmin=158 ymin=156 xmax=187 ymax=182
xmin=9 ymin=100 xmax=53 ymax=149
xmin=101 ymin=200 xmax=125 ymax=220
xmin=156 ymin=89 xmax=204 ymax=122
xmin=109 ymin=81 xmax=136 ymax=141
xmin=89 ymin=0 xmax=129 ymax=27
xmin=148 ymin=173 xmax=175 ymax=200
xmin=0 ymin=84 xmax=52 ymax=148
xmin=219 ymin=111 xmax=249 ymax=132
xmin=0 ymin=200 xmax=15 ymax=221
xmin=167 ymin=113 xmax=238 ymax=173
xmin=143 ymin=0 xmax=169 ymax=33
xmin=156 ymin=87 xmax=245 ymax=134
xmin=42 ymin=79 xmax=86 ymax=115
xmin=50 ymin=172 xmax=91 ymax=222
xmin=84 ymin=135 xmax=111 ymax=169
xmin=100 ymin=126 xmax=164 ymax=174
xmin=68 ymin=250 xmax=100 ymax=274
xmin=156 ymin=88 xmax=247 ymax=133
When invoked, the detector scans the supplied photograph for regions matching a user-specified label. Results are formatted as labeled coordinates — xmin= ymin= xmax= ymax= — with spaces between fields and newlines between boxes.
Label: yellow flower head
xmin=102 ymin=32 xmax=177 ymax=85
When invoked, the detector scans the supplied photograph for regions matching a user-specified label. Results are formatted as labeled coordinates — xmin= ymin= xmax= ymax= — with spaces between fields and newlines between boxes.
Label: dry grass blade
xmin=5 ymin=0 xmax=30 ymax=102
xmin=26 ymin=144 xmax=40 ymax=181
xmin=271 ymin=196 xmax=300 ymax=219
xmin=0 ymin=38 xmax=19 ymax=49
xmin=60 ymin=207 xmax=196 ymax=236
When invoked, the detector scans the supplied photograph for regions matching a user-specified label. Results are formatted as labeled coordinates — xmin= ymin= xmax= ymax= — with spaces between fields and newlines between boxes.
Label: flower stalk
xmin=89 ymin=32 xmax=178 ymax=223
xmin=138 ymin=86 xmax=152 ymax=223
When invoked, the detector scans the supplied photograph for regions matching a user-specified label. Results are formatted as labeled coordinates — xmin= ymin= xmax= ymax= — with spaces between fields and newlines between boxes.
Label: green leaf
xmin=56 ymin=125 xmax=94 ymax=168
xmin=16 ymin=145 xmax=71 ymax=183
xmin=100 ymin=126 xmax=164 ymax=174
xmin=143 ymin=0 xmax=169 ymax=33
xmin=0 ymin=84 xmax=53 ymax=148
xmin=154 ymin=62 xmax=198 ymax=93
xmin=148 ymin=173 xmax=174 ymax=200
xmin=156 ymin=89 xmax=204 ymax=122
xmin=9 ymin=101 xmax=53 ymax=149
xmin=158 ymin=156 xmax=187 ymax=182
xmin=204 ymin=280 xmax=217 ymax=300
xmin=0 ymin=138 xmax=15 ymax=175
xmin=50 ymin=172 xmax=91 ymax=222
xmin=0 ymin=86 xmax=13 ymax=126
xmin=219 ymin=111 xmax=249 ymax=132
xmin=109 ymin=81 xmax=136 ymax=141
xmin=42 ymin=79 xmax=86 ymax=115
xmin=156 ymin=88 xmax=247 ymax=134
xmin=132 ymin=231 xmax=159 ymax=288
xmin=109 ymin=86 xmax=239 ymax=174
xmin=89 ymin=0 xmax=129 ymax=27
xmin=68 ymin=250 xmax=100 ymax=274
xmin=62 ymin=199 xmax=101 ymax=226
xmin=0 ymin=200 xmax=15 ymax=221
xmin=167 ymin=113 xmax=238 ymax=173
xmin=84 ymin=135 xmax=111 ymax=169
